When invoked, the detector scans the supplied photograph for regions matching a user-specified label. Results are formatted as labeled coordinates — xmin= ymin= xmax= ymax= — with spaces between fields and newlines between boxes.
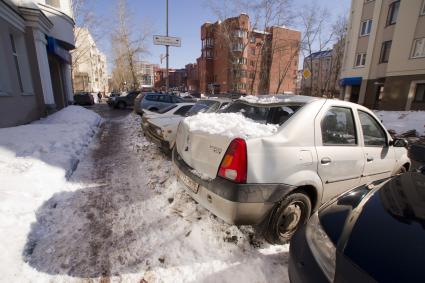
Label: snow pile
xmin=239 ymin=94 xmax=289 ymax=104
xmin=183 ymin=112 xmax=279 ymax=139
xmin=0 ymin=106 xmax=101 ymax=281
xmin=375 ymin=111 xmax=425 ymax=136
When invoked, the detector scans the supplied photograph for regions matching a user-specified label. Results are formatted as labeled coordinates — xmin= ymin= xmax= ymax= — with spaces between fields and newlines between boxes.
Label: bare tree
xmin=110 ymin=0 xmax=151 ymax=91
xmin=299 ymin=3 xmax=334 ymax=97
xmin=70 ymin=0 xmax=105 ymax=82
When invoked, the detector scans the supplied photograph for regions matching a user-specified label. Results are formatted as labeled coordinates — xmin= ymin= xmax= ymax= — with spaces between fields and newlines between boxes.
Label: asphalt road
xmin=84 ymin=102 xmax=133 ymax=120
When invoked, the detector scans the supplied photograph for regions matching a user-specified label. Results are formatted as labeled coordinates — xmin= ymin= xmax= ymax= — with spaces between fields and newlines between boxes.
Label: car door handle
xmin=321 ymin=157 xmax=332 ymax=165
xmin=367 ymin=156 xmax=374 ymax=162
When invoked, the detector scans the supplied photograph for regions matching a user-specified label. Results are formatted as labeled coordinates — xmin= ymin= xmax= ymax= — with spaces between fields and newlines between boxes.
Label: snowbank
xmin=0 ymin=106 xmax=101 ymax=281
xmin=375 ymin=111 xmax=425 ymax=136
xmin=183 ymin=112 xmax=279 ymax=139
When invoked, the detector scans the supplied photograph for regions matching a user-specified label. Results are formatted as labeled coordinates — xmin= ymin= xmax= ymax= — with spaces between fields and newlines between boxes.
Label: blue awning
xmin=46 ymin=36 xmax=71 ymax=64
xmin=340 ymin=77 xmax=362 ymax=86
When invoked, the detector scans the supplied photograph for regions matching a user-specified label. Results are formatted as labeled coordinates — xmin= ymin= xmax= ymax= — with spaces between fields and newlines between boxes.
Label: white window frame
xmin=411 ymin=38 xmax=425 ymax=59
xmin=355 ymin=53 xmax=367 ymax=67
xmin=9 ymin=34 xmax=24 ymax=93
xmin=360 ymin=19 xmax=372 ymax=36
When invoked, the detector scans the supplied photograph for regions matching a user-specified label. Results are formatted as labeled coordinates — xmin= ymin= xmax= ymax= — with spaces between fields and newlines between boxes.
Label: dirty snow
xmin=0 ymin=106 xmax=101 ymax=282
xmin=183 ymin=112 xmax=279 ymax=139
xmin=1 ymin=106 xmax=290 ymax=282
xmin=375 ymin=111 xmax=425 ymax=136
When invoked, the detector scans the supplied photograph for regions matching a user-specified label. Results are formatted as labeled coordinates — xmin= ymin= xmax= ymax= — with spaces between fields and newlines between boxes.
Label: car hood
xmin=149 ymin=116 xmax=183 ymax=128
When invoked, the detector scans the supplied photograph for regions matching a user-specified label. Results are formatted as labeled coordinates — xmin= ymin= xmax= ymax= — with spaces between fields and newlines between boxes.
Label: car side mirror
xmin=391 ymin=138 xmax=408 ymax=148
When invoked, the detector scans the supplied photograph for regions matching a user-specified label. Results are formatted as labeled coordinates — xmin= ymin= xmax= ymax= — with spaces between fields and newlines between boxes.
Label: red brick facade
xmin=197 ymin=14 xmax=300 ymax=95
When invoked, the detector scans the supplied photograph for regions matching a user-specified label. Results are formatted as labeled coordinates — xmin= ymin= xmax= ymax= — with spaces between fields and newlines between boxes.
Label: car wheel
xmin=395 ymin=166 xmax=407 ymax=175
xmin=117 ymin=101 xmax=126 ymax=109
xmin=263 ymin=193 xmax=311 ymax=244
xmin=149 ymin=107 xmax=158 ymax=112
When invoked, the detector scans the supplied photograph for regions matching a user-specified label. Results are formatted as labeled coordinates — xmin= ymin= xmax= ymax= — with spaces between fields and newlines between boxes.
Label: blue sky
xmin=89 ymin=0 xmax=350 ymax=72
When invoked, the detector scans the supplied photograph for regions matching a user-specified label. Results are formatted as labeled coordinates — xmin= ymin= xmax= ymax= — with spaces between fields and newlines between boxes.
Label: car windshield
xmin=222 ymin=101 xmax=303 ymax=125
xmin=157 ymin=104 xmax=177 ymax=114
xmin=186 ymin=100 xmax=221 ymax=116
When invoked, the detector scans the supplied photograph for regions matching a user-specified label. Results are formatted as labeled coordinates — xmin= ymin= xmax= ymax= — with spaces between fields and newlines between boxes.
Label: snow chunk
xmin=239 ymin=94 xmax=289 ymax=104
xmin=375 ymin=111 xmax=425 ymax=136
xmin=35 ymin=105 xmax=101 ymax=125
xmin=183 ymin=112 xmax=279 ymax=139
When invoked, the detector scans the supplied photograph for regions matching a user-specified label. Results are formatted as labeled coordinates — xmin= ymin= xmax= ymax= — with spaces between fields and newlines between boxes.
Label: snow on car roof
xmin=183 ymin=112 xmax=279 ymax=139
xmin=238 ymin=94 xmax=319 ymax=105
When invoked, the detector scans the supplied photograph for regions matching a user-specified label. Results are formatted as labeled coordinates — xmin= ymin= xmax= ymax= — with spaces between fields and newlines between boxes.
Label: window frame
xmin=421 ymin=0 xmax=425 ymax=16
xmin=411 ymin=37 xmax=425 ymax=59
xmin=321 ymin=106 xmax=358 ymax=147
xmin=386 ymin=1 xmax=400 ymax=26
xmin=414 ymin=83 xmax=425 ymax=102
xmin=360 ymin=19 xmax=373 ymax=36
xmin=379 ymin=40 xmax=392 ymax=63
xmin=355 ymin=53 xmax=367 ymax=67
xmin=9 ymin=34 xmax=24 ymax=93
xmin=357 ymin=110 xmax=388 ymax=148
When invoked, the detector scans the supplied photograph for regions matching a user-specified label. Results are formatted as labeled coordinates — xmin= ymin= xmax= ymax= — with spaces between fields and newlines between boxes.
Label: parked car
xmin=74 ymin=92 xmax=94 ymax=106
xmin=139 ymin=93 xmax=184 ymax=112
xmin=107 ymin=91 xmax=140 ymax=109
xmin=145 ymin=98 xmax=231 ymax=154
xmin=289 ymin=171 xmax=425 ymax=283
xmin=141 ymin=103 xmax=195 ymax=133
xmin=173 ymin=95 xmax=410 ymax=244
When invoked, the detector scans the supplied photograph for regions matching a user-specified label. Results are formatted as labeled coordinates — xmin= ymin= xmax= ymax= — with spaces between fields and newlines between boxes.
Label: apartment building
xmin=198 ymin=14 xmax=300 ymax=95
xmin=139 ymin=61 xmax=156 ymax=88
xmin=302 ymin=49 xmax=341 ymax=98
xmin=185 ymin=63 xmax=199 ymax=93
xmin=72 ymin=27 xmax=108 ymax=93
xmin=0 ymin=0 xmax=75 ymax=127
xmin=154 ymin=68 xmax=187 ymax=91
xmin=341 ymin=0 xmax=425 ymax=110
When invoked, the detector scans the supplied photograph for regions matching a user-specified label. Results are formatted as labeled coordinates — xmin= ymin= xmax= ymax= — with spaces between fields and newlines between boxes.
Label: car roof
xmin=199 ymin=97 xmax=233 ymax=103
xmin=236 ymin=94 xmax=321 ymax=106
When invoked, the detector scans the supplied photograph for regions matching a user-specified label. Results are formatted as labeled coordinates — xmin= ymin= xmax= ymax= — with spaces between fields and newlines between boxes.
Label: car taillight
xmin=218 ymin=138 xmax=247 ymax=183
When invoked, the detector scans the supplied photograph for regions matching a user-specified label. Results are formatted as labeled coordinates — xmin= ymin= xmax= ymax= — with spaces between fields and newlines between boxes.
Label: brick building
xmin=185 ymin=63 xmax=199 ymax=93
xmin=154 ymin=68 xmax=187 ymax=91
xmin=197 ymin=14 xmax=301 ymax=95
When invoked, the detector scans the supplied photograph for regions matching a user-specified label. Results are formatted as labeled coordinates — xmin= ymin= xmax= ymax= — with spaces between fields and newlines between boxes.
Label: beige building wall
xmin=341 ymin=0 xmax=425 ymax=110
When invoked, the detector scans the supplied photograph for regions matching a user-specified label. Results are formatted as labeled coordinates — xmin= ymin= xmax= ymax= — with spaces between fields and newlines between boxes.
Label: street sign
xmin=303 ymin=69 xmax=311 ymax=79
xmin=153 ymin=35 xmax=181 ymax=47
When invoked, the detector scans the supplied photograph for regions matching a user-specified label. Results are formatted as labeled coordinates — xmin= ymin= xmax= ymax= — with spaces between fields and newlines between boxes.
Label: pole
xmin=165 ymin=0 xmax=169 ymax=93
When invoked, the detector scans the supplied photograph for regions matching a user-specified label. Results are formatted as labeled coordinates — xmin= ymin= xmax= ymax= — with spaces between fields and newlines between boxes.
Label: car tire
xmin=117 ymin=101 xmax=126 ymax=109
xmin=263 ymin=192 xmax=311 ymax=245
xmin=149 ymin=107 xmax=158 ymax=112
xmin=395 ymin=166 xmax=407 ymax=175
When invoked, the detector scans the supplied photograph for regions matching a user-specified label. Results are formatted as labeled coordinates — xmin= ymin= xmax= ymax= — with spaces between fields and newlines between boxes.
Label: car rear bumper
xmin=172 ymin=148 xmax=295 ymax=225
xmin=289 ymin=225 xmax=329 ymax=283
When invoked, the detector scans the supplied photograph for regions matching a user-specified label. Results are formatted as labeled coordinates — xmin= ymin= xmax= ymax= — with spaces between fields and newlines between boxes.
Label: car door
xmin=315 ymin=104 xmax=365 ymax=203
xmin=357 ymin=110 xmax=396 ymax=184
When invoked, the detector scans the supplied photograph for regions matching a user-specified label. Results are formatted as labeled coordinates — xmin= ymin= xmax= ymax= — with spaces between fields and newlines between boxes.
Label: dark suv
xmin=139 ymin=93 xmax=184 ymax=112
xmin=107 ymin=91 xmax=140 ymax=109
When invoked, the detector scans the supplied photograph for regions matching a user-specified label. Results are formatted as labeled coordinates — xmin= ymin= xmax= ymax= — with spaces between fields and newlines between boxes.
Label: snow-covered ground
xmin=0 ymin=106 xmax=289 ymax=282
xmin=376 ymin=111 xmax=425 ymax=136
xmin=0 ymin=106 xmax=101 ymax=282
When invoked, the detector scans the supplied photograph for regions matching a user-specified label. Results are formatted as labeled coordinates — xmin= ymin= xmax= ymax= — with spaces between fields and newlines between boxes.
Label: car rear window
xmin=157 ymin=104 xmax=177 ymax=113
xmin=223 ymin=101 xmax=302 ymax=125
xmin=186 ymin=100 xmax=221 ymax=116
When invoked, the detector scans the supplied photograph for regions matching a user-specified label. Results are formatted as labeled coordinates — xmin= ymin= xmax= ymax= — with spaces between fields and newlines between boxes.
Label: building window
xmin=414 ymin=83 xmax=425 ymax=102
xmin=355 ymin=53 xmax=367 ymax=67
xmin=250 ymin=36 xmax=256 ymax=43
xmin=380 ymin=41 xmax=392 ymax=63
xmin=10 ymin=34 xmax=23 ymax=92
xmin=234 ymin=29 xmax=247 ymax=38
xmin=232 ymin=43 xmax=243 ymax=52
xmin=360 ymin=19 xmax=372 ymax=36
xmin=387 ymin=1 xmax=400 ymax=25
xmin=411 ymin=38 xmax=425 ymax=58
xmin=249 ymin=72 xmax=255 ymax=79
xmin=421 ymin=0 xmax=425 ymax=15
xmin=250 ymin=48 xmax=256 ymax=55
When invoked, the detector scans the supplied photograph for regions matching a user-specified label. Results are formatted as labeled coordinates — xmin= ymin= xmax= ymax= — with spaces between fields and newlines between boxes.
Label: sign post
xmin=152 ymin=0 xmax=181 ymax=93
